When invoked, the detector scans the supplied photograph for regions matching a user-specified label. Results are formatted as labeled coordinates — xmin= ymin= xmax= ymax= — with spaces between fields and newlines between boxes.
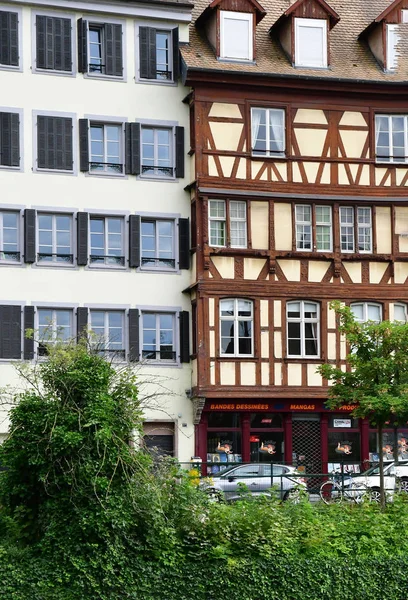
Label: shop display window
xmin=207 ymin=431 xmax=242 ymax=474
xmin=250 ymin=413 xmax=282 ymax=428
xmin=327 ymin=431 xmax=361 ymax=473
xmin=208 ymin=412 xmax=240 ymax=428
xmin=369 ymin=429 xmax=408 ymax=462
xmin=250 ymin=431 xmax=284 ymax=463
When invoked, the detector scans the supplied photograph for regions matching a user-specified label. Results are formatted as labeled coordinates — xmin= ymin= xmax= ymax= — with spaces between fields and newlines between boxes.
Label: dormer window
xmin=220 ymin=11 xmax=253 ymax=61
xmin=294 ymin=18 xmax=327 ymax=68
xmin=402 ymin=9 xmax=408 ymax=22
xmin=386 ymin=24 xmax=399 ymax=70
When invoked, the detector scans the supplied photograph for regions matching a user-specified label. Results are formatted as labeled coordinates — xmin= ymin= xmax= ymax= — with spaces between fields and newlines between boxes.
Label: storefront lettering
xmin=290 ymin=404 xmax=315 ymax=411
xmin=338 ymin=405 xmax=357 ymax=412
xmin=209 ymin=403 xmax=269 ymax=411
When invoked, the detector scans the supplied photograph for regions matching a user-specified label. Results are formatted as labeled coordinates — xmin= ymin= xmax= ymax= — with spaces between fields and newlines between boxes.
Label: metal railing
xmin=0 ymin=250 xmax=20 ymax=261
xmin=141 ymin=165 xmax=174 ymax=177
xmin=37 ymin=253 xmax=73 ymax=263
xmin=89 ymin=162 xmax=123 ymax=173
xmin=142 ymin=350 xmax=176 ymax=361
xmin=141 ymin=257 xmax=176 ymax=268
xmin=89 ymin=254 xmax=125 ymax=266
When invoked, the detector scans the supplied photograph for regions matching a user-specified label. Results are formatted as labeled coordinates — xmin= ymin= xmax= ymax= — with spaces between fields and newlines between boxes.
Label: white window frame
xmin=220 ymin=298 xmax=253 ymax=357
xmin=141 ymin=312 xmax=177 ymax=363
xmin=89 ymin=122 xmax=124 ymax=175
xmin=375 ymin=114 xmax=408 ymax=164
xmin=394 ymin=303 xmax=407 ymax=323
xmin=208 ymin=199 xmax=247 ymax=248
xmin=84 ymin=17 xmax=126 ymax=81
xmin=0 ymin=210 xmax=20 ymax=262
xmin=37 ymin=308 xmax=73 ymax=356
xmin=350 ymin=302 xmax=382 ymax=324
xmin=339 ymin=207 xmax=372 ymax=254
xmin=286 ymin=300 xmax=320 ymax=358
xmin=386 ymin=24 xmax=399 ymax=71
xmin=315 ymin=205 xmax=332 ymax=252
xmin=89 ymin=310 xmax=126 ymax=358
xmin=295 ymin=205 xmax=312 ymax=251
xmin=140 ymin=218 xmax=176 ymax=270
xmin=220 ymin=10 xmax=253 ymax=62
xmin=37 ymin=213 xmax=73 ymax=265
xmin=140 ymin=125 xmax=174 ymax=179
xmin=294 ymin=18 xmax=328 ymax=68
xmin=89 ymin=215 xmax=126 ymax=267
xmin=251 ymin=107 xmax=286 ymax=158
xmin=402 ymin=9 xmax=408 ymax=22
xmin=155 ymin=29 xmax=173 ymax=80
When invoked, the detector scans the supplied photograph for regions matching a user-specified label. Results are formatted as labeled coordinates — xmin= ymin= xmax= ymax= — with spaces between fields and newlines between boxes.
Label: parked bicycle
xmin=319 ymin=470 xmax=369 ymax=504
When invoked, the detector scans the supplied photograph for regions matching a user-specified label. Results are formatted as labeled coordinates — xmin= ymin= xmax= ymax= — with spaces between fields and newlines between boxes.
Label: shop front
xmin=196 ymin=400 xmax=408 ymax=477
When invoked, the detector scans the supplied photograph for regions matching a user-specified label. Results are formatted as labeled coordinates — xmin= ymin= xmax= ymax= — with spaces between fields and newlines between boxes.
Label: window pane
xmin=238 ymin=300 xmax=252 ymax=317
xmin=287 ymin=303 xmax=300 ymax=318
xmin=288 ymin=339 xmax=301 ymax=355
xmin=394 ymin=304 xmax=407 ymax=323
xmin=351 ymin=304 xmax=363 ymax=321
xmin=367 ymin=304 xmax=381 ymax=322
xmin=220 ymin=300 xmax=234 ymax=316
xmin=238 ymin=337 xmax=252 ymax=354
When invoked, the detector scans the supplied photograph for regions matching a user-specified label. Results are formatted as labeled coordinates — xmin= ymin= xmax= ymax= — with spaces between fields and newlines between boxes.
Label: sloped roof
xmin=181 ymin=0 xmax=408 ymax=83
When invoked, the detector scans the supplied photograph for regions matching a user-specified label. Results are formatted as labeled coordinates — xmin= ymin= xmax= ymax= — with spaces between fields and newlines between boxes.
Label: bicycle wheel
xmin=320 ymin=480 xmax=343 ymax=504
xmin=347 ymin=481 xmax=370 ymax=503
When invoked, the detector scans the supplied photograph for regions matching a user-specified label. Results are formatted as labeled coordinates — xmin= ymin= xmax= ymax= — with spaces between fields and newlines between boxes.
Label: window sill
xmin=86 ymin=171 xmax=126 ymax=179
xmin=137 ymin=77 xmax=176 ymax=87
xmin=87 ymin=263 xmax=128 ymax=271
xmin=140 ymin=360 xmax=180 ymax=368
xmin=217 ymin=57 xmax=256 ymax=65
xmin=84 ymin=72 xmax=125 ymax=83
xmin=138 ymin=174 xmax=177 ymax=183
xmin=0 ymin=165 xmax=21 ymax=172
xmin=251 ymin=153 xmax=287 ymax=161
xmin=218 ymin=356 xmax=255 ymax=361
xmin=0 ymin=260 xmax=23 ymax=267
xmin=33 ymin=68 xmax=74 ymax=78
xmin=35 ymin=261 xmax=76 ymax=269
xmin=139 ymin=266 xmax=178 ymax=274
xmin=284 ymin=357 xmax=321 ymax=363
xmin=35 ymin=168 xmax=75 ymax=176
xmin=293 ymin=64 xmax=329 ymax=71
xmin=0 ymin=64 xmax=21 ymax=72
xmin=375 ymin=159 xmax=408 ymax=165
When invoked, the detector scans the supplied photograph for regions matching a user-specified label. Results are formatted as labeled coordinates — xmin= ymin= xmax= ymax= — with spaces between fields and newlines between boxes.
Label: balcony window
xmin=0 ymin=211 xmax=19 ymax=261
xmin=90 ymin=310 xmax=125 ymax=358
xmin=89 ymin=123 xmax=123 ymax=174
xmin=141 ymin=219 xmax=175 ymax=269
xmin=37 ymin=214 xmax=73 ymax=264
xmin=141 ymin=126 xmax=173 ymax=178
xmin=142 ymin=313 xmax=176 ymax=361
xmin=89 ymin=216 xmax=125 ymax=266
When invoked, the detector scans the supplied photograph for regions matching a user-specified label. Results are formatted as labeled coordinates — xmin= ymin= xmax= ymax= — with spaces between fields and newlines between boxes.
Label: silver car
xmin=342 ymin=461 xmax=408 ymax=502
xmin=204 ymin=463 xmax=307 ymax=502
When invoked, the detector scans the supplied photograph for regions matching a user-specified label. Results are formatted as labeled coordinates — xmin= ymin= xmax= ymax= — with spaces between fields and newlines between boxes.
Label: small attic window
xmin=386 ymin=24 xmax=399 ymax=71
xmin=402 ymin=9 xmax=408 ymax=22
xmin=294 ymin=18 xmax=328 ymax=68
xmin=220 ymin=10 xmax=253 ymax=61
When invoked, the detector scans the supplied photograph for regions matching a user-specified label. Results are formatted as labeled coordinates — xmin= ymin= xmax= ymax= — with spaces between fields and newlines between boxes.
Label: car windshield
xmin=361 ymin=463 xmax=393 ymax=476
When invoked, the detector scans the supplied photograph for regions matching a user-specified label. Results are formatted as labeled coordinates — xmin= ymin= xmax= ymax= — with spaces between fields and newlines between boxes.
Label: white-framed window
xmin=90 ymin=310 xmax=125 ymax=358
xmin=0 ymin=211 xmax=19 ymax=262
xmin=339 ymin=207 xmax=372 ymax=253
xmin=89 ymin=123 xmax=123 ymax=174
xmin=351 ymin=302 xmax=382 ymax=324
xmin=386 ymin=24 xmax=399 ymax=71
xmin=394 ymin=303 xmax=407 ymax=323
xmin=37 ymin=213 xmax=73 ymax=264
xmin=89 ymin=216 xmax=125 ymax=266
xmin=220 ymin=11 xmax=253 ymax=61
xmin=141 ymin=126 xmax=173 ymax=178
xmin=294 ymin=18 xmax=327 ymax=68
xmin=38 ymin=308 xmax=73 ymax=356
xmin=85 ymin=21 xmax=123 ymax=78
xmin=141 ymin=219 xmax=175 ymax=269
xmin=375 ymin=115 xmax=408 ymax=163
xmin=287 ymin=300 xmax=319 ymax=358
xmin=142 ymin=312 xmax=176 ymax=362
xmin=402 ymin=10 xmax=408 ymax=22
xmin=208 ymin=199 xmax=247 ymax=248
xmin=251 ymin=108 xmax=285 ymax=157
xmin=295 ymin=205 xmax=332 ymax=252
xmin=220 ymin=298 xmax=253 ymax=357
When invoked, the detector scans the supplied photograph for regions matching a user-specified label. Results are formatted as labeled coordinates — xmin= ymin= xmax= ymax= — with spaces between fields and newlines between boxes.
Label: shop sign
xmin=333 ymin=419 xmax=352 ymax=428
xmin=209 ymin=403 xmax=269 ymax=411
xmin=290 ymin=404 xmax=315 ymax=411
xmin=249 ymin=436 xmax=260 ymax=443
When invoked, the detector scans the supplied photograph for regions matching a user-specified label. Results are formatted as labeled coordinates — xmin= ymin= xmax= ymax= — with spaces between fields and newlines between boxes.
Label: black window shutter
xmin=24 ymin=209 xmax=36 ymax=264
xmin=172 ymin=27 xmax=179 ymax=81
xmin=79 ymin=119 xmax=89 ymax=172
xmin=125 ymin=122 xmax=140 ymax=176
xmin=129 ymin=215 xmax=140 ymax=268
xmin=175 ymin=126 xmax=185 ymax=178
xmin=61 ymin=117 xmax=73 ymax=171
xmin=178 ymin=218 xmax=190 ymax=270
xmin=23 ymin=306 xmax=35 ymax=360
xmin=0 ymin=11 xmax=19 ymax=67
xmin=0 ymin=112 xmax=19 ymax=167
xmin=38 ymin=116 xmax=72 ymax=171
xmin=77 ymin=212 xmax=88 ymax=266
xmin=179 ymin=311 xmax=190 ymax=363
xmin=128 ymin=309 xmax=140 ymax=362
xmin=77 ymin=307 xmax=88 ymax=342
xmin=54 ymin=18 xmax=63 ymax=70
xmin=37 ymin=115 xmax=47 ymax=169
xmin=125 ymin=123 xmax=131 ymax=174
xmin=139 ymin=27 xmax=157 ymax=79
xmin=0 ymin=305 xmax=21 ymax=359
xmin=36 ymin=16 xmax=71 ymax=71
xmin=36 ymin=15 xmax=46 ymax=69
xmin=77 ymin=19 xmax=88 ymax=73
xmin=104 ymin=23 xmax=123 ymax=77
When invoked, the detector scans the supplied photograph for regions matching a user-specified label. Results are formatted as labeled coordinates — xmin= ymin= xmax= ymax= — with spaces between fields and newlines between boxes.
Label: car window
xmin=228 ymin=465 xmax=260 ymax=478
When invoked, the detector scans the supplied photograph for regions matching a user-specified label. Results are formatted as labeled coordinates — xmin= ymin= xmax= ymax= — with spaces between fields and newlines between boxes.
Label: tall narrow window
xmin=394 ymin=303 xmax=407 ymax=323
xmin=141 ymin=219 xmax=175 ymax=268
xmin=89 ymin=216 xmax=125 ymax=266
xmin=37 ymin=214 xmax=73 ymax=263
xmin=295 ymin=205 xmax=312 ymax=251
xmin=251 ymin=108 xmax=285 ymax=157
xmin=38 ymin=308 xmax=72 ymax=355
xmin=89 ymin=25 xmax=103 ymax=72
xmin=209 ymin=200 xmax=226 ymax=247
xmin=90 ymin=123 xmax=122 ymax=173
xmin=209 ymin=199 xmax=247 ymax=248
xmin=351 ymin=302 xmax=382 ymax=324
xmin=220 ymin=11 xmax=253 ymax=61
xmin=287 ymin=301 xmax=319 ymax=357
xmin=220 ymin=299 xmax=253 ymax=357
xmin=0 ymin=211 xmax=19 ymax=261
xmin=375 ymin=115 xmax=408 ymax=163
xmin=386 ymin=24 xmax=399 ymax=71
xmin=316 ymin=206 xmax=332 ymax=251
xmin=357 ymin=207 xmax=372 ymax=253
xmin=294 ymin=18 xmax=327 ymax=68
xmin=142 ymin=313 xmax=176 ymax=361
xmin=90 ymin=310 xmax=125 ymax=358
xmin=155 ymin=31 xmax=171 ymax=79
xmin=141 ymin=127 xmax=172 ymax=178
xmin=340 ymin=207 xmax=372 ymax=253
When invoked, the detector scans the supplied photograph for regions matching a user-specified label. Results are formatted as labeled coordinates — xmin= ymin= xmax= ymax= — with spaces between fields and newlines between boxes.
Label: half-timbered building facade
xmin=182 ymin=0 xmax=408 ymax=475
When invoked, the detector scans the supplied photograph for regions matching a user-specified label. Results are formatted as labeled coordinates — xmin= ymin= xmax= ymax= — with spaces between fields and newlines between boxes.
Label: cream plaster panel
xmin=394 ymin=262 xmax=408 ymax=283
xmin=327 ymin=306 xmax=336 ymax=329
xmin=389 ymin=304 xmax=395 ymax=321
xmin=369 ymin=262 xmax=388 ymax=284
xmin=308 ymin=364 xmax=322 ymax=386
xmin=274 ymin=204 xmax=292 ymax=250
xmin=340 ymin=336 xmax=347 ymax=360
xmin=309 ymin=261 xmax=330 ymax=282
xmin=294 ymin=109 xmax=327 ymax=124
xmin=320 ymin=163 xmax=331 ymax=184
xmin=260 ymin=300 xmax=269 ymax=327
xmin=303 ymin=162 xmax=321 ymax=183
xmin=210 ymin=361 xmax=216 ymax=385
xmin=274 ymin=301 xmax=282 ymax=327
xmin=210 ymin=122 xmax=243 ymax=152
xmin=339 ymin=112 xmax=367 ymax=127
xmin=220 ymin=362 xmax=236 ymax=385
xmin=400 ymin=238 xmax=408 ymax=252
xmin=251 ymin=162 xmax=268 ymax=180
xmin=212 ymin=256 xmax=235 ymax=279
xmin=375 ymin=168 xmax=391 ymax=186
xmin=261 ymin=331 xmax=269 ymax=358
xmin=209 ymin=298 xmax=215 ymax=327
xmin=274 ymin=363 xmax=282 ymax=386
xmin=210 ymin=331 xmax=215 ymax=358
xmin=359 ymin=165 xmax=370 ymax=185
xmin=251 ymin=202 xmax=269 ymax=249
xmin=235 ymin=158 xmax=247 ymax=178
xmin=292 ymin=162 xmax=302 ymax=183
xmin=192 ymin=359 xmax=197 ymax=387
xmin=277 ymin=259 xmax=301 ymax=282
xmin=295 ymin=129 xmax=327 ymax=157
xmin=244 ymin=258 xmax=266 ymax=280
xmin=272 ymin=162 xmax=288 ymax=181
xmin=396 ymin=169 xmax=408 ymax=186
xmin=338 ymin=164 xmax=349 ymax=185
xmin=209 ymin=103 xmax=242 ymax=119
xmin=219 ymin=156 xmax=236 ymax=178
xmin=395 ymin=207 xmax=408 ymax=234
xmin=208 ymin=156 xmax=218 ymax=176
xmin=340 ymin=364 xmax=347 ymax=373
xmin=339 ymin=130 xmax=367 ymax=158
xmin=327 ymin=333 xmax=336 ymax=360
xmin=261 ymin=363 xmax=269 ymax=386
xmin=241 ymin=362 xmax=256 ymax=386
xmin=274 ymin=332 xmax=282 ymax=359
xmin=343 ymin=262 xmax=362 ymax=283
xmin=288 ymin=364 xmax=302 ymax=386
